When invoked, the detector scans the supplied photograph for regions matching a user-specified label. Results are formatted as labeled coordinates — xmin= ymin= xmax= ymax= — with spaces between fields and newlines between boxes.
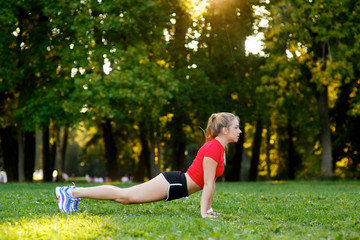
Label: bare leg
xmin=71 ymin=174 xmax=169 ymax=204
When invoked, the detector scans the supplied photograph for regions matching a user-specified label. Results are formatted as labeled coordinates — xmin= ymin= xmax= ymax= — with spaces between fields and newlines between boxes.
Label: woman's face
xmin=227 ymin=119 xmax=242 ymax=143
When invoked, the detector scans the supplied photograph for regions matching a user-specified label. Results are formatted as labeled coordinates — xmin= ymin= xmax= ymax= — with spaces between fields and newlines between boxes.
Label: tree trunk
xmin=287 ymin=121 xmax=296 ymax=180
xmin=317 ymin=86 xmax=333 ymax=176
xmin=156 ymin=135 xmax=162 ymax=175
xmin=18 ymin=130 xmax=25 ymax=182
xmin=316 ymin=42 xmax=333 ymax=177
xmin=136 ymin=126 xmax=151 ymax=182
xmin=226 ymin=126 xmax=245 ymax=181
xmin=42 ymin=126 xmax=53 ymax=182
xmin=101 ymin=119 xmax=120 ymax=181
xmin=59 ymin=127 xmax=69 ymax=180
xmin=172 ymin=115 xmax=186 ymax=172
xmin=0 ymin=126 xmax=19 ymax=181
xmin=24 ymin=131 xmax=36 ymax=182
xmin=53 ymin=125 xmax=63 ymax=182
xmin=50 ymin=128 xmax=57 ymax=181
xmin=265 ymin=125 xmax=271 ymax=181
xmin=150 ymin=136 xmax=160 ymax=179
xmin=136 ymin=123 xmax=154 ymax=182
xmin=168 ymin=4 xmax=190 ymax=173
xmin=248 ymin=119 xmax=263 ymax=182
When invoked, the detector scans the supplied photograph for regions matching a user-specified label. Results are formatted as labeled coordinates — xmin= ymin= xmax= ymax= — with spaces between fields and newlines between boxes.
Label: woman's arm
xmin=207 ymin=183 xmax=215 ymax=211
xmin=200 ymin=157 xmax=217 ymax=218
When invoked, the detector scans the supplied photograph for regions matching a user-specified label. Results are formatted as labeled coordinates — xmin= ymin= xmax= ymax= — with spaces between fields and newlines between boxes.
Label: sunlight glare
xmin=103 ymin=58 xmax=112 ymax=74
xmin=245 ymin=5 xmax=269 ymax=56
xmin=189 ymin=0 xmax=209 ymax=17
xmin=245 ymin=33 xmax=265 ymax=56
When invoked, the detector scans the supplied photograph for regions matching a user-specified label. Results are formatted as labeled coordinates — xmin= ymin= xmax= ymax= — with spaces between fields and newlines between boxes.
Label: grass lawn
xmin=0 ymin=181 xmax=359 ymax=239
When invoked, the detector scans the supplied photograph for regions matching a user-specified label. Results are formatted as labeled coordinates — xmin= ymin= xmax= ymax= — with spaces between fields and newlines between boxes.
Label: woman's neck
xmin=215 ymin=136 xmax=227 ymax=148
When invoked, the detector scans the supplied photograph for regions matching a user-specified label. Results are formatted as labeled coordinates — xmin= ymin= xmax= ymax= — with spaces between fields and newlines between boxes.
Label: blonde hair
xmin=205 ymin=112 xmax=239 ymax=142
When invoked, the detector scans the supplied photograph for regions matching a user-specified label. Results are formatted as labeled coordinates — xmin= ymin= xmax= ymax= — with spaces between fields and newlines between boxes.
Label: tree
xmin=1 ymin=0 xmax=65 ymax=181
xmin=192 ymin=0 xmax=257 ymax=180
xmin=260 ymin=0 xmax=360 ymax=179
xmin=164 ymin=0 xmax=193 ymax=172
xmin=47 ymin=0 xmax=175 ymax=180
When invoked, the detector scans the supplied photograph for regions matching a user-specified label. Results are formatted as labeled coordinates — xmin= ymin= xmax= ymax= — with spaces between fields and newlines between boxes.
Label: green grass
xmin=1 ymin=181 xmax=359 ymax=239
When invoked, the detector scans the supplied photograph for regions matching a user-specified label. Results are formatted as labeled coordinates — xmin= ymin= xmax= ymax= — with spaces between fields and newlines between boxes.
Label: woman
xmin=56 ymin=112 xmax=241 ymax=218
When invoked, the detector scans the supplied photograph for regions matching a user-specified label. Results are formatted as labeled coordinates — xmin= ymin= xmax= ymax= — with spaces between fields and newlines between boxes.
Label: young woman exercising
xmin=56 ymin=112 xmax=241 ymax=218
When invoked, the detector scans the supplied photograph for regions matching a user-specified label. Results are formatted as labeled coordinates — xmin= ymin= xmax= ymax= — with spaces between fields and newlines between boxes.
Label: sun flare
xmin=188 ymin=0 xmax=209 ymax=17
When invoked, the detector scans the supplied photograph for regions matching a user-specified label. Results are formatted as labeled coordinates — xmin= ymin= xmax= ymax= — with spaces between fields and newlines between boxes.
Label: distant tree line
xmin=0 ymin=0 xmax=359 ymax=182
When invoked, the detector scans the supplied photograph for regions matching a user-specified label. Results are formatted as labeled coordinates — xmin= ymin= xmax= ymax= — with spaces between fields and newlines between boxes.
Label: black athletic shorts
xmin=161 ymin=171 xmax=189 ymax=201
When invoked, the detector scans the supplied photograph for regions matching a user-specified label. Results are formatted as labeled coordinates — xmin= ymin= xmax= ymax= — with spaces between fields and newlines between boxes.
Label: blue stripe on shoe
xmin=74 ymin=200 xmax=79 ymax=210
xmin=71 ymin=198 xmax=79 ymax=211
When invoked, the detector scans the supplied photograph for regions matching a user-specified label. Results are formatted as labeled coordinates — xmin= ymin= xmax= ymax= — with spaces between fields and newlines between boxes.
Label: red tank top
xmin=186 ymin=139 xmax=225 ymax=188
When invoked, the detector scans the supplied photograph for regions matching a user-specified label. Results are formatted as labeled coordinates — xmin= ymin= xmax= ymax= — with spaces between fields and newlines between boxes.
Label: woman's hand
xmin=201 ymin=213 xmax=218 ymax=218
xmin=207 ymin=208 xmax=220 ymax=215
xmin=201 ymin=208 xmax=219 ymax=218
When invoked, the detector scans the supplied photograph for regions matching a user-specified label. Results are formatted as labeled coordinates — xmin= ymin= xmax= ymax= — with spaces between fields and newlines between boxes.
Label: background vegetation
xmin=1 ymin=0 xmax=359 ymax=182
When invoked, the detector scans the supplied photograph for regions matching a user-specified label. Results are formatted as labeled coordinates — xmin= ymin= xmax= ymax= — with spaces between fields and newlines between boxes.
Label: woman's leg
xmin=71 ymin=174 xmax=169 ymax=204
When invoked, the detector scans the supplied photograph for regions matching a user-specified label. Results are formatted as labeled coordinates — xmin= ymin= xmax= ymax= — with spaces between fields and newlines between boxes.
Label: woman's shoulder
xmin=202 ymin=139 xmax=223 ymax=152
xmin=200 ymin=139 xmax=216 ymax=149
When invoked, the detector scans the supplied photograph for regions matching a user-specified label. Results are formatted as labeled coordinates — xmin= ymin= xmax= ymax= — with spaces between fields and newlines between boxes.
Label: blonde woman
xmin=56 ymin=112 xmax=241 ymax=218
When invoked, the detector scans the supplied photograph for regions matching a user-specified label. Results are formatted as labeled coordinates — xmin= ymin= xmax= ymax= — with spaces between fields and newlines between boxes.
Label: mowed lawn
xmin=0 ymin=181 xmax=359 ymax=239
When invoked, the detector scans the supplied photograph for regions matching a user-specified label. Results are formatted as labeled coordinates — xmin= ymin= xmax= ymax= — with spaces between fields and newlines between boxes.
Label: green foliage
xmin=258 ymin=0 xmax=360 ymax=178
xmin=195 ymin=0 xmax=255 ymax=118
xmin=1 ymin=0 xmax=360 ymax=180
xmin=45 ymin=0 xmax=173 ymax=126
xmin=1 ymin=181 xmax=360 ymax=239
